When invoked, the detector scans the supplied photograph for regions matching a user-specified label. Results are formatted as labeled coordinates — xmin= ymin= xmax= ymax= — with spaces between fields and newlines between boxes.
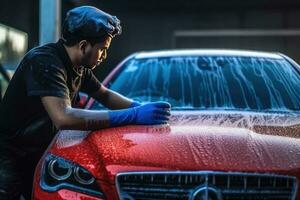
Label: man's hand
xmin=135 ymin=102 xmax=171 ymax=125
xmin=108 ymin=101 xmax=171 ymax=126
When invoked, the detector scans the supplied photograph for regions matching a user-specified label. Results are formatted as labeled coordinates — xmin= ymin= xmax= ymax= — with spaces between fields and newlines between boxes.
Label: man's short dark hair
xmin=61 ymin=6 xmax=121 ymax=47
xmin=62 ymin=35 xmax=107 ymax=47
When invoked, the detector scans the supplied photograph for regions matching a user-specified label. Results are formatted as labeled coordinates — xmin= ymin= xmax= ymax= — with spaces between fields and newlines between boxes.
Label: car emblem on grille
xmin=189 ymin=185 xmax=222 ymax=200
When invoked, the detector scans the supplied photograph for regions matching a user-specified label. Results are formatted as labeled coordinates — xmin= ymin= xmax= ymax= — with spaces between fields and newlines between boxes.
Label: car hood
xmin=50 ymin=111 xmax=300 ymax=183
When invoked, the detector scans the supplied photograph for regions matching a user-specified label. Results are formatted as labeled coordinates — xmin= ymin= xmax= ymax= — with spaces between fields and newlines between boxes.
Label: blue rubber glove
xmin=108 ymin=101 xmax=171 ymax=127
xmin=135 ymin=102 xmax=171 ymax=125
xmin=128 ymin=101 xmax=142 ymax=108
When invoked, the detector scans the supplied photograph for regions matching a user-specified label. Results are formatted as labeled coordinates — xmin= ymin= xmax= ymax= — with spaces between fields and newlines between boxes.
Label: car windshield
xmin=106 ymin=55 xmax=300 ymax=111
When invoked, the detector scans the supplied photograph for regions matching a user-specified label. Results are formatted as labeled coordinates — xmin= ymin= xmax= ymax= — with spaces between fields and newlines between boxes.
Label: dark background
xmin=2 ymin=0 xmax=300 ymax=80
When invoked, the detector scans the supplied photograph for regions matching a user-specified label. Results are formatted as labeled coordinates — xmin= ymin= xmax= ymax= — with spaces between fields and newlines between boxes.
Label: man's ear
xmin=78 ymin=40 xmax=88 ymax=54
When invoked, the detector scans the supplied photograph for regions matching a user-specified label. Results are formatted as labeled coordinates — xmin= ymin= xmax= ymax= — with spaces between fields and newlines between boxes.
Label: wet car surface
xmin=33 ymin=50 xmax=300 ymax=200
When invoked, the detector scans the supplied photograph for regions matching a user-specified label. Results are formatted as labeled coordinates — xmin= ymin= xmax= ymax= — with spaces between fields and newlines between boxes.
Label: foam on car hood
xmin=50 ymin=111 xmax=300 ymax=183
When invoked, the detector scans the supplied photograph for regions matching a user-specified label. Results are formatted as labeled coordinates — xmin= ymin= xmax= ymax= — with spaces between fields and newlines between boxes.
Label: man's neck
xmin=63 ymin=44 xmax=81 ymax=68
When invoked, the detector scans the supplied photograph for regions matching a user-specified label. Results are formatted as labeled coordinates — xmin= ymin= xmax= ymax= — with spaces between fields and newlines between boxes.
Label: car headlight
xmin=48 ymin=159 xmax=72 ymax=181
xmin=40 ymin=154 xmax=103 ymax=198
xmin=74 ymin=166 xmax=95 ymax=185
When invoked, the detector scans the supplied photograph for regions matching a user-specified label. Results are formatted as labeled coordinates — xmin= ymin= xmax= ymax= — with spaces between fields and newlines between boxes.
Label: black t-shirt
xmin=0 ymin=39 xmax=102 ymax=153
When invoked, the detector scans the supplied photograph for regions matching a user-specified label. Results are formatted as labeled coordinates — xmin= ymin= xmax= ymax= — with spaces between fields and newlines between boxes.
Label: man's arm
xmin=90 ymin=85 xmax=136 ymax=110
xmin=42 ymin=95 xmax=171 ymax=130
xmin=42 ymin=96 xmax=110 ymax=130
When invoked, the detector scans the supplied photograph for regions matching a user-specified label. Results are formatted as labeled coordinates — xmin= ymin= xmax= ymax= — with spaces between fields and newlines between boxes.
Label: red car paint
xmin=33 ymin=112 xmax=300 ymax=199
xmin=33 ymin=51 xmax=300 ymax=200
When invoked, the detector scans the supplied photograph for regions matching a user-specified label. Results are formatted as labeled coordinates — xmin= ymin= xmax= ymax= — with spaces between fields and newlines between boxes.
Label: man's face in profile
xmin=81 ymin=36 xmax=112 ymax=69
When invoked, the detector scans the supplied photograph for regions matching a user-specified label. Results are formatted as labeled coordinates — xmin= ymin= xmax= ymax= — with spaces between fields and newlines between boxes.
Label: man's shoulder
xmin=20 ymin=49 xmax=67 ymax=77
xmin=26 ymin=44 xmax=62 ymax=65
xmin=19 ymin=46 xmax=67 ymax=81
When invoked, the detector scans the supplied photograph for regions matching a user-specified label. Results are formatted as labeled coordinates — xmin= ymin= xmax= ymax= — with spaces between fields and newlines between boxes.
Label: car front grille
xmin=116 ymin=171 xmax=298 ymax=200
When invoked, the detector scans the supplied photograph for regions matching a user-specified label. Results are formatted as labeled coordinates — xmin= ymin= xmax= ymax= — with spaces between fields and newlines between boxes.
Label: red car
xmin=33 ymin=50 xmax=300 ymax=200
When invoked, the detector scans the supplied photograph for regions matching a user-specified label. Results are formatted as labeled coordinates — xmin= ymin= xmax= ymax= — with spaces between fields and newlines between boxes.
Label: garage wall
xmin=62 ymin=1 xmax=300 ymax=80
xmin=2 ymin=0 xmax=300 ymax=80
xmin=0 ymin=0 xmax=39 ymax=49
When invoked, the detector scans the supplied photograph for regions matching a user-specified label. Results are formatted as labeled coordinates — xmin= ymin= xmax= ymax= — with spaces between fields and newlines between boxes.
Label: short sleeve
xmin=24 ymin=55 xmax=69 ymax=98
xmin=80 ymin=69 xmax=102 ymax=94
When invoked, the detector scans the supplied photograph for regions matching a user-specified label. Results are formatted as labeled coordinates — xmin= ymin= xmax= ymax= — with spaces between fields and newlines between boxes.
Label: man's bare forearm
xmin=106 ymin=89 xmax=132 ymax=109
xmin=62 ymin=108 xmax=111 ymax=130
xmin=42 ymin=96 xmax=112 ymax=130
xmin=42 ymin=96 xmax=170 ymax=131
xmin=85 ymin=119 xmax=110 ymax=130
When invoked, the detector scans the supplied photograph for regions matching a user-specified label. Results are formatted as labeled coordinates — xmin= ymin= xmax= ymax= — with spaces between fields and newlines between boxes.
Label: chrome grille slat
xmin=116 ymin=171 xmax=298 ymax=200
xmin=122 ymin=187 xmax=190 ymax=193
xmin=221 ymin=189 xmax=292 ymax=194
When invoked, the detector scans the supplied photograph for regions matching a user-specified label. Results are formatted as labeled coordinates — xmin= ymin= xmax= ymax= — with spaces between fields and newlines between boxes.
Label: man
xmin=0 ymin=6 xmax=170 ymax=200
